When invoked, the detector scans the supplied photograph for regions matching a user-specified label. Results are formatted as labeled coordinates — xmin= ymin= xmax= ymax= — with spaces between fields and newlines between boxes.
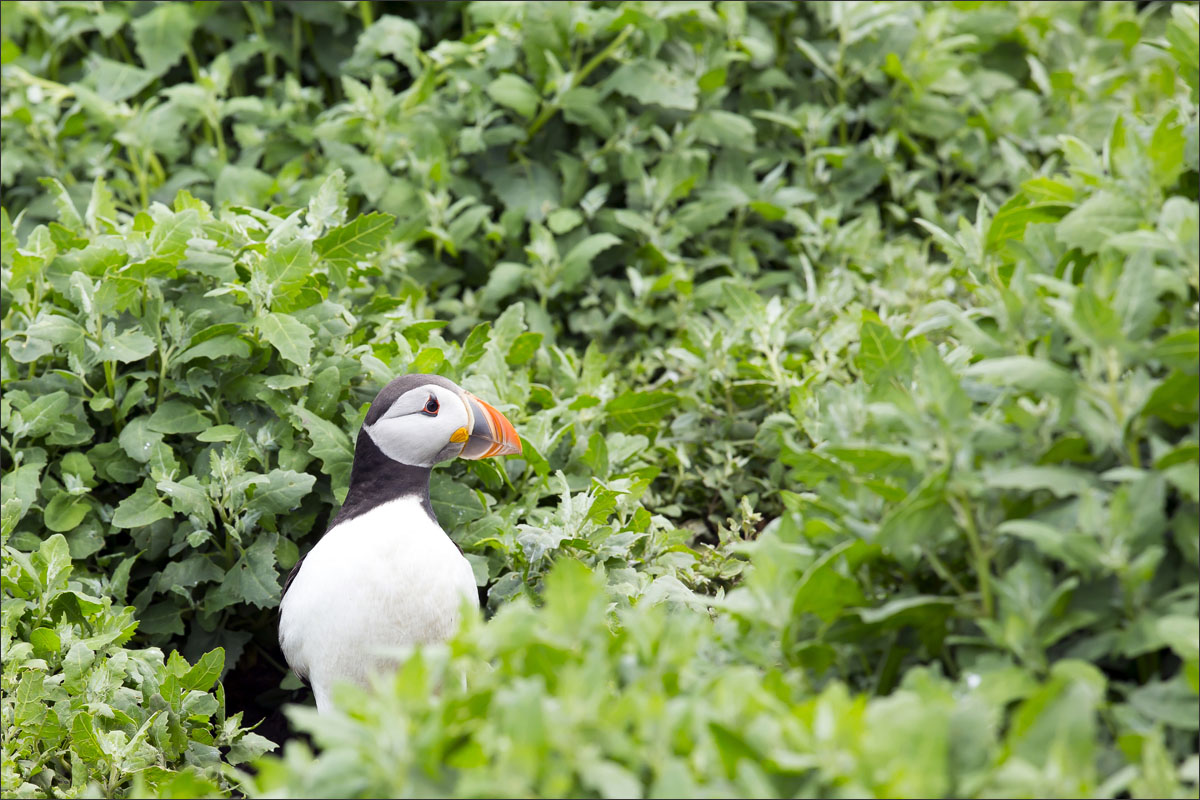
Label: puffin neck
xmin=328 ymin=429 xmax=436 ymax=528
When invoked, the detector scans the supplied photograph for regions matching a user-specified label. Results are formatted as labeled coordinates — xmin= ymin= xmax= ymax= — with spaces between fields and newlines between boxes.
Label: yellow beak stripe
xmin=450 ymin=426 xmax=469 ymax=443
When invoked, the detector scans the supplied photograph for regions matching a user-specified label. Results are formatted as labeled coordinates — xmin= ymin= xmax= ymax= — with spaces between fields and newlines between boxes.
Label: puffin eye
xmin=423 ymin=396 xmax=439 ymax=415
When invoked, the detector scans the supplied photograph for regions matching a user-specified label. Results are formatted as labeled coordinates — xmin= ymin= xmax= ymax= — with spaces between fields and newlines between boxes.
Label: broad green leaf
xmin=986 ymin=466 xmax=1093 ymax=498
xmin=37 ymin=177 xmax=84 ymax=230
xmin=986 ymin=194 xmax=1069 ymax=252
xmin=130 ymin=2 xmax=198 ymax=75
xmin=262 ymin=239 xmax=314 ymax=287
xmin=857 ymin=312 xmax=909 ymax=383
xmin=505 ymin=332 xmax=542 ymax=367
xmin=307 ymin=169 xmax=348 ymax=231
xmin=181 ymin=648 xmax=225 ymax=692
xmin=290 ymin=404 xmax=353 ymax=495
xmin=156 ymin=476 xmax=213 ymax=525
xmin=258 ymin=312 xmax=314 ymax=366
xmin=965 ymin=356 xmax=1075 ymax=395
xmin=12 ymin=390 xmax=69 ymax=439
xmin=147 ymin=400 xmax=210 ymax=434
xmin=176 ymin=335 xmax=251 ymax=363
xmin=83 ymin=54 xmax=155 ymax=102
xmin=111 ymin=482 xmax=174 ymax=528
xmin=118 ymin=416 xmax=164 ymax=463
xmin=459 ymin=323 xmax=491 ymax=369
xmin=314 ymin=212 xmax=394 ymax=286
xmin=226 ymin=732 xmax=278 ymax=765
xmin=249 ymin=469 xmax=316 ymax=514
xmin=71 ymin=713 xmax=107 ymax=764
xmin=486 ymin=74 xmax=539 ymax=119
xmin=99 ymin=328 xmax=156 ymax=363
xmin=30 ymin=626 xmax=61 ymax=654
xmin=561 ymin=233 xmax=621 ymax=291
xmin=606 ymin=60 xmax=697 ymax=110
xmin=431 ymin=473 xmax=485 ymax=530
xmin=214 ymin=532 xmax=279 ymax=609
xmin=605 ymin=390 xmax=677 ymax=435
xmin=43 ymin=493 xmax=90 ymax=532
xmin=1056 ymin=191 xmax=1142 ymax=254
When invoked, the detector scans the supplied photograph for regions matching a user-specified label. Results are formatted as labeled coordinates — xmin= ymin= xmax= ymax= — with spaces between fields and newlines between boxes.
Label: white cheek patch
xmin=363 ymin=418 xmax=429 ymax=467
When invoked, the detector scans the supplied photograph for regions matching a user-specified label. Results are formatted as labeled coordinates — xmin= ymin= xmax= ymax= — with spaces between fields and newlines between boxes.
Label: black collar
xmin=327 ymin=428 xmax=436 ymax=529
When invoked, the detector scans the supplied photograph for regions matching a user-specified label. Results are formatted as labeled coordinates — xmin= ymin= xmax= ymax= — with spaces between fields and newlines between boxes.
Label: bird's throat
xmin=328 ymin=430 xmax=435 ymax=528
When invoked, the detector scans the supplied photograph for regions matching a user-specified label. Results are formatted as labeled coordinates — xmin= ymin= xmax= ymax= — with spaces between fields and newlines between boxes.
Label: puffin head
xmin=360 ymin=374 xmax=521 ymax=468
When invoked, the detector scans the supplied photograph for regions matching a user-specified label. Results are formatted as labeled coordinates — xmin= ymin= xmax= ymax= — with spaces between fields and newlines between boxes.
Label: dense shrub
xmin=2 ymin=1 xmax=1197 ymax=797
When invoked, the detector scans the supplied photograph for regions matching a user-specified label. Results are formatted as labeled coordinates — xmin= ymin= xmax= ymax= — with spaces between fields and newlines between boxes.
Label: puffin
xmin=278 ymin=373 xmax=521 ymax=712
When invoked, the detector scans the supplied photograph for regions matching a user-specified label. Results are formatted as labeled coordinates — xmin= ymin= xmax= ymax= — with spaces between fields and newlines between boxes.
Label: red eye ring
xmin=424 ymin=396 xmax=439 ymax=415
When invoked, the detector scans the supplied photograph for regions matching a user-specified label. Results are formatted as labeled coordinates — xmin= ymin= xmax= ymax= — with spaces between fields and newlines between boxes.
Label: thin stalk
xmin=526 ymin=25 xmax=634 ymax=139
xmin=155 ymin=346 xmax=173 ymax=406
xmin=246 ymin=3 xmax=276 ymax=80
xmin=922 ymin=544 xmax=971 ymax=600
xmin=184 ymin=44 xmax=202 ymax=83
xmin=952 ymin=493 xmax=992 ymax=618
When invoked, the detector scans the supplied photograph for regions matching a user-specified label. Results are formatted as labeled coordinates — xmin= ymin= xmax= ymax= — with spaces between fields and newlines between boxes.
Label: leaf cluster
xmin=2 ymin=1 xmax=1198 ymax=798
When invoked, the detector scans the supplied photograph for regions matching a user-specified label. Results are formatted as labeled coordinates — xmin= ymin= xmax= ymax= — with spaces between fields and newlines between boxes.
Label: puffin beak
xmin=458 ymin=392 xmax=522 ymax=460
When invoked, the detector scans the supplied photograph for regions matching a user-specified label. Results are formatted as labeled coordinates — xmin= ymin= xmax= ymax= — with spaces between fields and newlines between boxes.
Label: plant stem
xmin=246 ymin=3 xmax=276 ymax=81
xmin=526 ymin=25 xmax=634 ymax=139
xmin=952 ymin=493 xmax=992 ymax=618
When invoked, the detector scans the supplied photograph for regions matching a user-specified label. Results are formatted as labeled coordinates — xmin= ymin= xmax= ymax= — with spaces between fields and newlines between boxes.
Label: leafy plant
xmin=2 ymin=1 xmax=1197 ymax=798
xmin=1 ymin=533 xmax=273 ymax=797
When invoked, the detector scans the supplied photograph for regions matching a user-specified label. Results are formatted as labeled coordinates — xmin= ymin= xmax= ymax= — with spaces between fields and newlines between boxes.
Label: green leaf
xmin=506 ymin=332 xmax=542 ymax=367
xmin=226 ymin=732 xmax=278 ymax=765
xmin=430 ymin=473 xmax=485 ymax=530
xmin=249 ymin=469 xmax=316 ymax=514
xmin=262 ymin=239 xmax=314 ymax=287
xmin=459 ymin=323 xmax=491 ymax=369
xmin=37 ymin=177 xmax=84 ymax=230
xmin=181 ymin=648 xmax=225 ymax=692
xmin=486 ymin=74 xmax=540 ymax=119
xmin=12 ymin=390 xmax=69 ymax=439
xmin=257 ymin=312 xmax=314 ymax=366
xmin=561 ymin=233 xmax=621 ymax=291
xmin=1056 ymin=191 xmax=1142 ymax=254
xmin=130 ymin=2 xmax=198 ymax=75
xmin=986 ymin=193 xmax=1069 ymax=252
xmin=71 ymin=712 xmax=107 ymax=765
xmin=290 ymin=405 xmax=353 ymax=495
xmin=964 ymin=356 xmax=1075 ymax=396
xmin=99 ymin=328 xmax=157 ymax=363
xmin=1 ymin=207 xmax=15 ymax=268
xmin=214 ymin=532 xmax=280 ymax=609
xmin=315 ymin=212 xmax=394 ymax=286
xmin=606 ymin=60 xmax=697 ymax=110
xmin=82 ymin=54 xmax=155 ymax=102
xmin=118 ymin=416 xmax=165 ymax=463
xmin=43 ymin=492 xmax=90 ymax=532
xmin=156 ymin=476 xmax=214 ymax=525
xmin=352 ymin=16 xmax=422 ymax=75
xmin=605 ymin=390 xmax=677 ymax=435
xmin=986 ymin=466 xmax=1093 ymax=498
xmin=176 ymin=335 xmax=251 ymax=363
xmin=111 ymin=482 xmax=174 ymax=528
xmin=30 ymin=626 xmax=61 ymax=654
xmin=307 ymin=169 xmax=348 ymax=231
xmin=856 ymin=311 xmax=909 ymax=383
xmin=147 ymin=400 xmax=210 ymax=434
xmin=196 ymin=425 xmax=241 ymax=443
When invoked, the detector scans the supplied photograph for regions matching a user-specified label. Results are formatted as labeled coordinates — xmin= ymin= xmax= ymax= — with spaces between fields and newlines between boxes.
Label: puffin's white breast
xmin=278 ymin=495 xmax=478 ymax=708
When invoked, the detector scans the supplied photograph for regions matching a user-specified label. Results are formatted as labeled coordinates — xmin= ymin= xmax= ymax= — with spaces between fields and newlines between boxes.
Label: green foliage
xmin=2 ymin=1 xmax=1198 ymax=798
xmin=1 ymin=534 xmax=272 ymax=797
